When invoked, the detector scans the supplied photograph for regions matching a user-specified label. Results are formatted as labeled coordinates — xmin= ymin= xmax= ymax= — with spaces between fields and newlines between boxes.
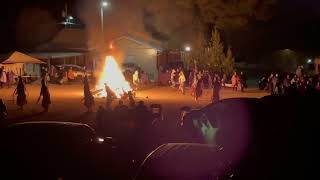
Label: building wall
xmin=113 ymin=38 xmax=158 ymax=80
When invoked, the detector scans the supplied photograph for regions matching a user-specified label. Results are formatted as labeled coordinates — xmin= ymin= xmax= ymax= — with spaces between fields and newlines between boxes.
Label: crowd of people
xmin=0 ymin=66 xmax=16 ymax=88
xmin=95 ymin=89 xmax=163 ymax=161
xmin=259 ymin=71 xmax=320 ymax=95
xmin=167 ymin=68 xmax=247 ymax=102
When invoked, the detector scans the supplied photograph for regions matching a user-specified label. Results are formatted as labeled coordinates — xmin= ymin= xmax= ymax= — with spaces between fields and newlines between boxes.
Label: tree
xmin=208 ymin=27 xmax=225 ymax=72
xmin=83 ymin=76 xmax=94 ymax=112
xmin=224 ymin=46 xmax=235 ymax=75
xmin=185 ymin=32 xmax=208 ymax=70
xmin=186 ymin=27 xmax=235 ymax=74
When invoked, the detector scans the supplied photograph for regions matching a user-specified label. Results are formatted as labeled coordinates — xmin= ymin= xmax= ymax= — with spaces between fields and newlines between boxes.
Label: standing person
xmin=13 ymin=76 xmax=27 ymax=110
xmin=296 ymin=66 xmax=302 ymax=78
xmin=67 ymin=67 xmax=75 ymax=82
xmin=37 ymin=78 xmax=51 ymax=112
xmin=212 ymin=74 xmax=222 ymax=103
xmin=191 ymin=72 xmax=197 ymax=97
xmin=271 ymin=74 xmax=279 ymax=94
xmin=6 ymin=70 xmax=15 ymax=88
xmin=0 ymin=67 xmax=7 ymax=88
xmin=178 ymin=71 xmax=186 ymax=94
xmin=188 ymin=70 xmax=194 ymax=87
xmin=0 ymin=99 xmax=7 ymax=120
xmin=231 ymin=72 xmax=238 ymax=91
xmin=83 ymin=75 xmax=94 ymax=113
xmin=221 ymin=73 xmax=227 ymax=87
xmin=133 ymin=70 xmax=140 ymax=90
xmin=195 ymin=73 xmax=203 ymax=101
xmin=283 ymin=74 xmax=291 ymax=94
xmin=240 ymin=71 xmax=247 ymax=91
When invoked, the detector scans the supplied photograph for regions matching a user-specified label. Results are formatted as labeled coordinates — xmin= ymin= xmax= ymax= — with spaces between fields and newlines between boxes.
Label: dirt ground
xmin=0 ymin=83 xmax=269 ymax=128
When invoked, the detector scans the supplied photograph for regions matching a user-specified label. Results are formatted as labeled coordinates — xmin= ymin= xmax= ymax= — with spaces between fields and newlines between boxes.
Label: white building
xmin=110 ymin=35 xmax=163 ymax=81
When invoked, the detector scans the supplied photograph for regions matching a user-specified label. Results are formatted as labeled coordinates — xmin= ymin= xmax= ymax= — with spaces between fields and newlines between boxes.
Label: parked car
xmin=134 ymin=143 xmax=231 ymax=180
xmin=56 ymin=64 xmax=92 ymax=78
xmin=0 ymin=121 xmax=117 ymax=179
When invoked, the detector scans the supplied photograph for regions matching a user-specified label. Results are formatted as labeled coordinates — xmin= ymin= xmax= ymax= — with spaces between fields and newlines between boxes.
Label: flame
xmin=96 ymin=56 xmax=132 ymax=98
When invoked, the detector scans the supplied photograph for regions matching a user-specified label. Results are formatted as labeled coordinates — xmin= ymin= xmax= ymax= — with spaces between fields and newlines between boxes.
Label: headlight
xmin=97 ymin=137 xmax=104 ymax=143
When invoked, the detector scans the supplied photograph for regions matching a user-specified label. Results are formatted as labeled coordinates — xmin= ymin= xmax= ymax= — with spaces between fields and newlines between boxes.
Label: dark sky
xmin=1 ymin=0 xmax=320 ymax=57
xmin=0 ymin=0 xmax=74 ymax=52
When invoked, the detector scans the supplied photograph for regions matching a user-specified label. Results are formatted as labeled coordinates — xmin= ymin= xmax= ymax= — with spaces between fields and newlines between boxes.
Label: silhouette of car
xmin=134 ymin=143 xmax=231 ymax=180
xmin=1 ymin=121 xmax=116 ymax=179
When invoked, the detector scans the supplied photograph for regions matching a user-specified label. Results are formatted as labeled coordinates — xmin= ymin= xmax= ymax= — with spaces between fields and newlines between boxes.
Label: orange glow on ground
xmin=96 ymin=56 xmax=132 ymax=98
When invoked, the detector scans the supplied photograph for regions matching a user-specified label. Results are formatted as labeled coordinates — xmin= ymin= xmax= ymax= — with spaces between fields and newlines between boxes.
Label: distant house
xmin=110 ymin=35 xmax=163 ymax=80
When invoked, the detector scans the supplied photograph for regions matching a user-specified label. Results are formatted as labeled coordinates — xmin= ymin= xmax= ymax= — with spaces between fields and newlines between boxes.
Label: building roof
xmin=112 ymin=34 xmax=163 ymax=51
xmin=36 ymin=28 xmax=92 ymax=52
xmin=28 ymin=52 xmax=84 ymax=59
xmin=1 ymin=51 xmax=45 ymax=64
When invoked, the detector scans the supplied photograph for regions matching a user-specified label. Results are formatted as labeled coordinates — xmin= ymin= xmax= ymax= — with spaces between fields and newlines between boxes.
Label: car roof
xmin=135 ymin=143 xmax=224 ymax=179
xmin=5 ymin=121 xmax=96 ymax=144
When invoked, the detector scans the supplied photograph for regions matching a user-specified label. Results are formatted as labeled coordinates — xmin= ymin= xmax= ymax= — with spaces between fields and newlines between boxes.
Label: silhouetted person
xmin=240 ymin=71 xmax=247 ymax=90
xmin=135 ymin=101 xmax=151 ymax=129
xmin=283 ymin=74 xmax=291 ymax=94
xmin=212 ymin=74 xmax=222 ymax=103
xmin=128 ymin=91 xmax=136 ymax=108
xmin=0 ymin=99 xmax=7 ymax=120
xmin=105 ymin=84 xmax=116 ymax=109
xmin=114 ymin=100 xmax=128 ymax=112
xmin=96 ymin=106 xmax=105 ymax=135
xmin=37 ymin=79 xmax=51 ymax=112
xmin=14 ymin=76 xmax=27 ymax=110
xmin=83 ymin=75 xmax=94 ymax=112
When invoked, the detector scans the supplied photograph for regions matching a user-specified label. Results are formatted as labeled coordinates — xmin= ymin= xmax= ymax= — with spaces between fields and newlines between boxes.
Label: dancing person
xmin=0 ymin=99 xmax=7 ymax=120
xmin=37 ymin=78 xmax=51 ymax=112
xmin=178 ymin=71 xmax=186 ymax=94
xmin=14 ymin=76 xmax=27 ymax=110
xmin=170 ymin=69 xmax=177 ymax=88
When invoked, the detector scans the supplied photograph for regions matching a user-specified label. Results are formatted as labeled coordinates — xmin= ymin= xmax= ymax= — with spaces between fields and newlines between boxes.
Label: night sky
xmin=1 ymin=0 xmax=320 ymax=58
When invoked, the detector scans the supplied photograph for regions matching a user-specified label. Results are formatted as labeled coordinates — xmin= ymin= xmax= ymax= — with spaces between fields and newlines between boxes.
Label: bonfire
xmin=94 ymin=56 xmax=132 ymax=98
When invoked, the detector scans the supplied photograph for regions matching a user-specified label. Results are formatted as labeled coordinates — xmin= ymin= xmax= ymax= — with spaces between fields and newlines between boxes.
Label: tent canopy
xmin=1 ymin=51 xmax=45 ymax=64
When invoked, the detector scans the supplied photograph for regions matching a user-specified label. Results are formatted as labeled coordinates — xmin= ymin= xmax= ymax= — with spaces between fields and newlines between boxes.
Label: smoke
xmin=76 ymin=0 xmax=150 ymax=48
xmin=76 ymin=0 xmax=275 ymax=51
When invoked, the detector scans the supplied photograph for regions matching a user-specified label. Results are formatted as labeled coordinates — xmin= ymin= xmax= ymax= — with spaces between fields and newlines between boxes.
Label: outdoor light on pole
xmin=185 ymin=46 xmax=191 ymax=52
xmin=307 ymin=59 xmax=312 ymax=64
xmin=101 ymin=1 xmax=109 ymax=40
